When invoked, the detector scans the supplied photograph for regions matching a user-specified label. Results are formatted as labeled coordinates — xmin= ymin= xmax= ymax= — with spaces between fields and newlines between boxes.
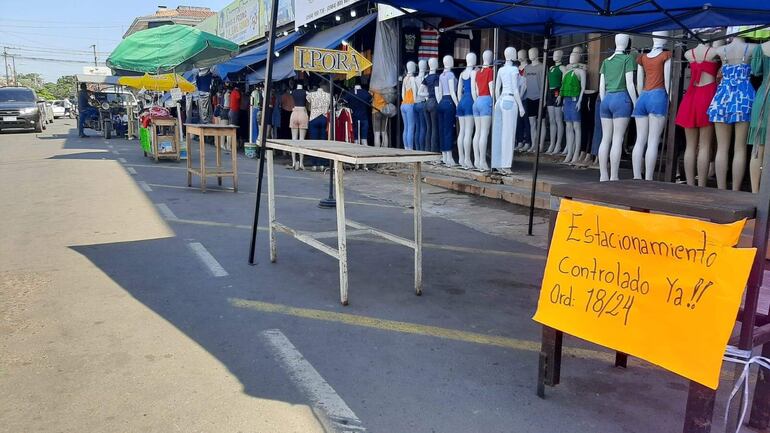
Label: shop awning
xmin=247 ymin=13 xmax=377 ymax=83
xmin=213 ymin=31 xmax=305 ymax=79
xmin=374 ymin=0 xmax=770 ymax=36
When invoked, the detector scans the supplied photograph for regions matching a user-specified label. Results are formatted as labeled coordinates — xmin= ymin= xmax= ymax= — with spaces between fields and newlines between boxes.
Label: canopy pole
xmin=248 ymin=0 xmax=280 ymax=265
xmin=320 ymin=73 xmax=337 ymax=208
xmin=527 ymin=24 xmax=552 ymax=236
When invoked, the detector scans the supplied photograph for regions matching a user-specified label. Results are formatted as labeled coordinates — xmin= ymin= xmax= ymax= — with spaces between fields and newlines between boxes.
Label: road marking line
xmin=125 ymin=163 xmax=317 ymax=180
xmin=111 ymin=149 xmax=120 ymax=155
xmin=261 ymin=329 xmax=365 ymax=433
xmin=233 ymin=299 xmax=611 ymax=363
xmin=155 ymin=203 xmax=177 ymax=220
xmin=107 ymin=144 xmax=114 ymax=149
xmin=146 ymin=182 xmax=400 ymax=209
xmin=118 ymin=157 xmax=127 ymax=163
xmin=138 ymin=181 xmax=152 ymax=192
xmin=188 ymin=242 xmax=229 ymax=277
xmin=126 ymin=167 xmax=137 ymax=175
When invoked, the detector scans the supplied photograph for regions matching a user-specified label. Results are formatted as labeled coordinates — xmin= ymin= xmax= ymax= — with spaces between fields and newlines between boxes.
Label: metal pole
xmin=528 ymin=25 xmax=552 ymax=236
xmin=91 ymin=44 xmax=98 ymax=67
xmin=319 ymin=73 xmax=336 ymax=208
xmin=248 ymin=0 xmax=281 ymax=265
xmin=11 ymin=55 xmax=17 ymax=86
xmin=3 ymin=48 xmax=9 ymax=85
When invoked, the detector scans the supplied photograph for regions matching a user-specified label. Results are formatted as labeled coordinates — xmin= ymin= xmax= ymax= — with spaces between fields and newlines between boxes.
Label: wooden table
xmin=261 ymin=139 xmax=441 ymax=305
xmin=184 ymin=124 xmax=238 ymax=192
xmin=539 ymin=179 xmax=764 ymax=433
xmin=148 ymin=116 xmax=180 ymax=162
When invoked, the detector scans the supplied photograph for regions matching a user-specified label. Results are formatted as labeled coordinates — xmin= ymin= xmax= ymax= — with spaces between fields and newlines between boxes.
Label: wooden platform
xmin=264 ymin=139 xmax=441 ymax=165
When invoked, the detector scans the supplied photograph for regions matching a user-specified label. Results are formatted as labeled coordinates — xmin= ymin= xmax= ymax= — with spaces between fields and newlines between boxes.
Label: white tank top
xmin=498 ymin=64 xmax=518 ymax=95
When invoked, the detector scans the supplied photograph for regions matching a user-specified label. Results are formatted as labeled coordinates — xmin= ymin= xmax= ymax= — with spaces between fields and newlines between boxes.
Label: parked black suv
xmin=0 ymin=87 xmax=43 ymax=133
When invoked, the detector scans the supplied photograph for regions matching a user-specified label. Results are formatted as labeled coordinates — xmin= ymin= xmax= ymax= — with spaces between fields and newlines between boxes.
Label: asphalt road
xmin=0 ymin=121 xmax=737 ymax=433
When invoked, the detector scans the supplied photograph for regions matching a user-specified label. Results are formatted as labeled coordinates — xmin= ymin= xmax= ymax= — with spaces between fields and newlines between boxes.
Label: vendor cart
xmin=141 ymin=115 xmax=180 ymax=162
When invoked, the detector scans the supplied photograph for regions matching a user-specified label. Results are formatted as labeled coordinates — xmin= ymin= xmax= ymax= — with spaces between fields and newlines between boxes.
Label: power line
xmin=0 ymin=23 xmax=125 ymax=29
xmin=12 ymin=55 xmax=99 ymax=65
xmin=2 ymin=45 xmax=111 ymax=56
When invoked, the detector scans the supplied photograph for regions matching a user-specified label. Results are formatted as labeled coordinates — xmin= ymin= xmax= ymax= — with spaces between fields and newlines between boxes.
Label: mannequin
xmin=631 ymin=31 xmax=672 ymax=180
xmin=289 ymin=83 xmax=308 ymax=170
xmin=437 ymin=55 xmax=458 ymax=166
xmin=561 ymin=51 xmax=586 ymax=165
xmin=708 ymin=36 xmax=757 ymax=190
xmin=748 ymin=41 xmax=770 ymax=192
xmin=413 ymin=60 xmax=428 ymax=151
xmin=456 ymin=52 xmax=477 ymax=168
xmin=515 ymin=49 xmax=530 ymax=150
xmin=421 ymin=58 xmax=440 ymax=154
xmin=492 ymin=47 xmax=526 ymax=174
xmin=348 ymin=82 xmax=371 ymax=146
xmin=372 ymin=88 xmax=395 ymax=148
xmin=401 ymin=61 xmax=418 ymax=150
xmin=675 ymin=40 xmax=722 ymax=186
xmin=546 ymin=49 xmax=566 ymax=154
xmin=524 ymin=47 xmax=546 ymax=152
xmin=472 ymin=49 xmax=495 ymax=171
xmin=598 ymin=33 xmax=637 ymax=181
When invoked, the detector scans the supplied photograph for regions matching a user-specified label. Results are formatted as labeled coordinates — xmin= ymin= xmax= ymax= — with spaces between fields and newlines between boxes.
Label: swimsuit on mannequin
xmin=492 ymin=47 xmax=526 ymax=174
xmin=524 ymin=47 xmax=546 ymax=153
xmin=546 ymin=50 xmax=566 ymax=155
xmin=401 ymin=61 xmax=418 ymax=150
xmin=456 ymin=52 xmax=477 ymax=169
xmin=437 ymin=55 xmax=458 ymax=166
xmin=748 ymin=42 xmax=770 ymax=192
xmin=423 ymin=58 xmax=440 ymax=154
xmin=598 ymin=33 xmax=637 ymax=181
xmin=289 ymin=84 xmax=308 ymax=170
xmin=413 ymin=60 xmax=428 ymax=151
xmin=675 ymin=42 xmax=721 ymax=187
xmin=560 ymin=51 xmax=586 ymax=165
xmin=472 ymin=50 xmax=495 ymax=171
xmin=707 ymin=37 xmax=757 ymax=190
xmin=631 ymin=31 xmax=672 ymax=181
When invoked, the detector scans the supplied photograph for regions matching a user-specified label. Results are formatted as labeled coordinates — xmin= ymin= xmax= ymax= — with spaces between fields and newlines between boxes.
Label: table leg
xmin=334 ymin=160 xmax=349 ymax=306
xmin=537 ymin=325 xmax=562 ymax=398
xmin=232 ymin=132 xmax=238 ymax=192
xmin=186 ymin=132 xmax=192 ymax=187
xmin=200 ymin=134 xmax=206 ymax=192
xmin=413 ymin=162 xmax=423 ymax=296
xmin=682 ymin=381 xmax=716 ymax=433
xmin=267 ymin=149 xmax=276 ymax=263
xmin=615 ymin=352 xmax=628 ymax=368
xmin=216 ymin=133 xmax=222 ymax=186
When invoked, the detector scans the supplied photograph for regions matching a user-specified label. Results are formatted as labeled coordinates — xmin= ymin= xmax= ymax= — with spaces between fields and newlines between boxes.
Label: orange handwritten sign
xmin=532 ymin=200 xmax=756 ymax=389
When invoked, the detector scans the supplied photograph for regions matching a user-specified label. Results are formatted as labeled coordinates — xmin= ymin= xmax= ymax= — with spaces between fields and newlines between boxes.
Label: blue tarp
xmin=374 ymin=0 xmax=770 ymax=35
xmin=213 ymin=31 xmax=305 ymax=79
xmin=247 ymin=13 xmax=377 ymax=83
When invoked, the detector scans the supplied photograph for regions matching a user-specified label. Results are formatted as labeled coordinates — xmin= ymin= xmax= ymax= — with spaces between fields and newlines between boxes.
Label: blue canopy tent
xmin=213 ymin=31 xmax=305 ymax=79
xmin=246 ymin=13 xmax=377 ymax=83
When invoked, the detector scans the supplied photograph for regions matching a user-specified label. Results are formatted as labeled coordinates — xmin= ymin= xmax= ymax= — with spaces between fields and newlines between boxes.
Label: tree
xmin=15 ymin=73 xmax=45 ymax=91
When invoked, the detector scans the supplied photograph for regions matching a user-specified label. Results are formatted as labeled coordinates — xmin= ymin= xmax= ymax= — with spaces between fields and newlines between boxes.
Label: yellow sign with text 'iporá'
xmin=293 ymin=46 xmax=372 ymax=79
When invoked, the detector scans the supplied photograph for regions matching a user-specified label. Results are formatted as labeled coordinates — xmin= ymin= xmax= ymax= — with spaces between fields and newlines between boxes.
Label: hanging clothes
xmin=334 ymin=107 xmax=354 ymax=142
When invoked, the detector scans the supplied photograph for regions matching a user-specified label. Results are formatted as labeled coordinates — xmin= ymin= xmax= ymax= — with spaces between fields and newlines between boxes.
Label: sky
xmin=0 ymin=0 xmax=233 ymax=82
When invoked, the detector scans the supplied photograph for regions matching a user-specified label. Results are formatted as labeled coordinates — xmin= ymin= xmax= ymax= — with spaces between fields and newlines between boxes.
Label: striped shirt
xmin=418 ymin=28 xmax=439 ymax=61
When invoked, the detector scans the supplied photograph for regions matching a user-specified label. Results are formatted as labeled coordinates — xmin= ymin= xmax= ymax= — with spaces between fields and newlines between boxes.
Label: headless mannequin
xmin=353 ymin=84 xmax=368 ymax=146
xmin=401 ymin=61 xmax=418 ymax=150
xmin=632 ymin=31 xmax=671 ymax=180
xmin=562 ymin=52 xmax=586 ymax=164
xmin=714 ymin=37 xmax=756 ymax=190
xmin=516 ymin=49 xmax=529 ymax=150
xmin=525 ymin=47 xmax=546 ymax=153
xmin=422 ymin=57 xmax=440 ymax=154
xmin=750 ymin=41 xmax=770 ymax=192
xmin=437 ymin=55 xmax=458 ymax=166
xmin=546 ymin=49 xmax=566 ymax=155
xmin=682 ymin=40 xmax=722 ymax=186
xmin=457 ymin=52 xmax=477 ymax=169
xmin=290 ymin=84 xmax=306 ymax=170
xmin=598 ymin=34 xmax=637 ymax=181
xmin=415 ymin=60 xmax=428 ymax=151
xmin=493 ymin=47 xmax=526 ymax=174
xmin=472 ymin=50 xmax=494 ymax=171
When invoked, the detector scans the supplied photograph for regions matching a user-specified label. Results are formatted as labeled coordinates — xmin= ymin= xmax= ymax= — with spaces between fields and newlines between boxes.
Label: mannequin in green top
xmin=560 ymin=50 xmax=587 ymax=165
xmin=546 ymin=50 xmax=566 ymax=155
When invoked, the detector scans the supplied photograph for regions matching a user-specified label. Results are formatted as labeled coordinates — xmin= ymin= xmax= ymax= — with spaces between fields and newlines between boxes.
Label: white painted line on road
xmin=118 ymin=157 xmax=127 ymax=163
xmin=107 ymin=144 xmax=114 ymax=149
xmin=155 ymin=203 xmax=177 ymax=220
xmin=126 ymin=167 xmax=137 ymax=175
xmin=138 ymin=181 xmax=152 ymax=192
xmin=261 ymin=329 xmax=365 ymax=433
xmin=187 ymin=242 xmax=229 ymax=277
xmin=111 ymin=149 xmax=120 ymax=155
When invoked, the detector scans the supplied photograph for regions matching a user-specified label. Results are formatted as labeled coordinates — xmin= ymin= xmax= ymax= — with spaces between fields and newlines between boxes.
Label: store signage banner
xmin=294 ymin=46 xmax=372 ymax=79
xmin=294 ymin=0 xmax=358 ymax=29
xmin=198 ymin=0 xmax=295 ymax=46
xmin=532 ymin=199 xmax=755 ymax=389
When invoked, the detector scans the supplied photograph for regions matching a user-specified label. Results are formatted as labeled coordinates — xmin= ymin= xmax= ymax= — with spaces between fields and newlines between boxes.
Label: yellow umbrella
xmin=117 ymin=73 xmax=196 ymax=92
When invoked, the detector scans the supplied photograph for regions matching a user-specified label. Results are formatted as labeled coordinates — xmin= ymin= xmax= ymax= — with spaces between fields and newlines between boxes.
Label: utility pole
xmin=3 ymin=47 xmax=8 ymax=85
xmin=11 ymin=55 xmax=16 ymax=86
xmin=90 ymin=44 xmax=97 ymax=67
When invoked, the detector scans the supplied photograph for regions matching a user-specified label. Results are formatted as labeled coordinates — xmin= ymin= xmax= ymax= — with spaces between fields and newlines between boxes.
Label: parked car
xmin=51 ymin=100 xmax=67 ymax=118
xmin=0 ymin=86 xmax=44 ymax=133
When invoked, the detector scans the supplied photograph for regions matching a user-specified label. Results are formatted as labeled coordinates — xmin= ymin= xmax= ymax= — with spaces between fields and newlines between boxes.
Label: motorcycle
xmin=80 ymin=93 xmax=116 ymax=139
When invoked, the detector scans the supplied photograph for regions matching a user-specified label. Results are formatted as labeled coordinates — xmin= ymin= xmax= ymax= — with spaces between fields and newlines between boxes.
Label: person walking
xmin=77 ymin=83 xmax=91 ymax=138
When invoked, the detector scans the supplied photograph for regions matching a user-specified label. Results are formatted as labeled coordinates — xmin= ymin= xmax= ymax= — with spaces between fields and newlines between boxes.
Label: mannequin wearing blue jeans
xmin=413 ymin=101 xmax=426 ymax=151
xmin=401 ymin=103 xmax=415 ymax=150
xmin=309 ymin=115 xmax=327 ymax=166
